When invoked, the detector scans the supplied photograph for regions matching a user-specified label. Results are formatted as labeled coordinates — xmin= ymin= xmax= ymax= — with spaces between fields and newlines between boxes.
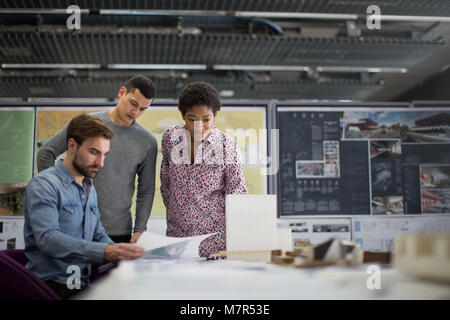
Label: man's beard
xmin=72 ymin=153 xmax=99 ymax=179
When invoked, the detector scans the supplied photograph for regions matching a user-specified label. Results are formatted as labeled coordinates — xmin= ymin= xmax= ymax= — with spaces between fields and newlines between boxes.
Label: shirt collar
xmin=181 ymin=123 xmax=220 ymax=145
xmin=55 ymin=159 xmax=93 ymax=188
xmin=203 ymin=125 xmax=221 ymax=145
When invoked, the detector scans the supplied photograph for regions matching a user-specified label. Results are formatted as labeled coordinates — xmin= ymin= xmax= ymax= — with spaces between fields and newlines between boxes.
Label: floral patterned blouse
xmin=160 ymin=123 xmax=248 ymax=257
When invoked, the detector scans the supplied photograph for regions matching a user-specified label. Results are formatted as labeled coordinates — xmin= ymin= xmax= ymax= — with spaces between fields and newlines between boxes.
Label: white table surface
xmin=77 ymin=258 xmax=450 ymax=300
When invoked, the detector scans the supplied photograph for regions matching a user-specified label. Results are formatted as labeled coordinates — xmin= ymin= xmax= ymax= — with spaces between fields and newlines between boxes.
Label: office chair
xmin=0 ymin=249 xmax=61 ymax=300
xmin=0 ymin=249 xmax=116 ymax=300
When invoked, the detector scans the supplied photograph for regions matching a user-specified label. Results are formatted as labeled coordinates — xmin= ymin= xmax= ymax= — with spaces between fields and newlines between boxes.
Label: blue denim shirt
xmin=24 ymin=159 xmax=113 ymax=287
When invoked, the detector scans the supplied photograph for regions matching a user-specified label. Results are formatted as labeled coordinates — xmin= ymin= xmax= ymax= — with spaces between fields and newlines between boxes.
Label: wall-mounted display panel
xmin=36 ymin=104 xmax=268 ymax=217
xmin=277 ymin=106 xmax=450 ymax=217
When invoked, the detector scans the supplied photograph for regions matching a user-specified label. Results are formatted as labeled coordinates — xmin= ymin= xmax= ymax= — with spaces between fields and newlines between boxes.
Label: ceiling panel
xmin=1 ymin=0 xmax=450 ymax=17
xmin=0 ymin=72 xmax=382 ymax=101
xmin=0 ymin=30 xmax=443 ymax=67
xmin=0 ymin=1 xmax=449 ymax=101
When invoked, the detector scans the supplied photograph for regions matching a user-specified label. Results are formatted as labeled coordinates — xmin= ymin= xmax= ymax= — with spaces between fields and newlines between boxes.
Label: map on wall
xmin=36 ymin=105 xmax=267 ymax=217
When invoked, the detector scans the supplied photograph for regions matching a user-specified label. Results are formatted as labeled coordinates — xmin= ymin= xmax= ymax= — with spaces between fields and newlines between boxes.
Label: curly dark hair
xmin=178 ymin=81 xmax=221 ymax=116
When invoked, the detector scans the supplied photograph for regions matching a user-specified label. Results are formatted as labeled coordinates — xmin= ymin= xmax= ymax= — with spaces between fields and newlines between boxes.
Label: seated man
xmin=24 ymin=113 xmax=144 ymax=299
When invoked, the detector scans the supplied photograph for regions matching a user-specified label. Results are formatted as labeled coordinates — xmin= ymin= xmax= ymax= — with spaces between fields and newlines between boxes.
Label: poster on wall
xmin=370 ymin=139 xmax=404 ymax=215
xmin=278 ymin=218 xmax=351 ymax=249
xmin=278 ymin=106 xmax=450 ymax=217
xmin=36 ymin=105 xmax=268 ymax=217
xmin=352 ymin=215 xmax=450 ymax=252
xmin=0 ymin=108 xmax=35 ymax=184
xmin=343 ymin=110 xmax=450 ymax=142
xmin=420 ymin=165 xmax=450 ymax=214
xmin=278 ymin=108 xmax=370 ymax=216
xmin=0 ymin=217 xmax=25 ymax=250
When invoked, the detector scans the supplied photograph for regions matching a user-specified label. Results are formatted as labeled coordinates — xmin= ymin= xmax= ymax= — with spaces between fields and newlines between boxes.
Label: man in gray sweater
xmin=37 ymin=75 xmax=158 ymax=244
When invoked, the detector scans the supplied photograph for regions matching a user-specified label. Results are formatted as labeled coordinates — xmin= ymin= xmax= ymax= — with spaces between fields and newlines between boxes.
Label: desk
xmin=78 ymin=259 xmax=450 ymax=300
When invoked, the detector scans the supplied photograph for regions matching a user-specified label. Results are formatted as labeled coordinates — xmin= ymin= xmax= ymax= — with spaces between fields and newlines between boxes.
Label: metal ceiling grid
xmin=0 ymin=31 xmax=444 ymax=67
xmin=0 ymin=74 xmax=382 ymax=100
xmin=1 ymin=0 xmax=450 ymax=16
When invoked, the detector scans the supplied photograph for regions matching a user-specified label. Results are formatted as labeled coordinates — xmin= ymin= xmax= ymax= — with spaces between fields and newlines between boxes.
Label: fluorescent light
xmin=214 ymin=65 xmax=310 ymax=71
xmin=236 ymin=11 xmax=359 ymax=20
xmin=377 ymin=15 xmax=450 ymax=23
xmin=219 ymin=90 xmax=235 ymax=98
xmin=316 ymin=66 xmax=407 ymax=73
xmin=1 ymin=64 xmax=101 ymax=69
xmin=27 ymin=98 xmax=110 ymax=103
xmin=100 ymin=9 xmax=225 ymax=16
xmin=108 ymin=64 xmax=207 ymax=70
xmin=0 ymin=8 xmax=89 ymax=14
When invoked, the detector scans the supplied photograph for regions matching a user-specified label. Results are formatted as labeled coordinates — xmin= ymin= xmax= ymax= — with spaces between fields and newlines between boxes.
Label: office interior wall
xmin=1 ymin=101 xmax=449 ymax=252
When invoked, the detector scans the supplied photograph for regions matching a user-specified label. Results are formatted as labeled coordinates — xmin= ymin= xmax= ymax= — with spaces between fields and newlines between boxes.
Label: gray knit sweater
xmin=37 ymin=111 xmax=158 ymax=236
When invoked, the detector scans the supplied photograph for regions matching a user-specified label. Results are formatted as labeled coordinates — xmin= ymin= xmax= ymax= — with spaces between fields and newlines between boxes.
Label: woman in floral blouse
xmin=160 ymin=81 xmax=248 ymax=257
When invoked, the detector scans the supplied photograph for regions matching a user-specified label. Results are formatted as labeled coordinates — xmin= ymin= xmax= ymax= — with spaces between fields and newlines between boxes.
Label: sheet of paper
xmin=136 ymin=232 xmax=217 ymax=259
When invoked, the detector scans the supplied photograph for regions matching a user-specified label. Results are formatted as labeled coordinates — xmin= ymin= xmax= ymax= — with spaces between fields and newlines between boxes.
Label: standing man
xmin=25 ymin=114 xmax=144 ymax=299
xmin=37 ymin=75 xmax=157 ymax=244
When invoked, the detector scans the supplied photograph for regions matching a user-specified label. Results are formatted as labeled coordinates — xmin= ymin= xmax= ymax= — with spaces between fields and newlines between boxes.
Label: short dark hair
xmin=67 ymin=113 xmax=114 ymax=146
xmin=125 ymin=75 xmax=156 ymax=99
xmin=178 ymin=81 xmax=221 ymax=116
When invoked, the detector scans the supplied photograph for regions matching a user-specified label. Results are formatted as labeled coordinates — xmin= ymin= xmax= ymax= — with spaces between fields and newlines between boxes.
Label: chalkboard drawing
xmin=344 ymin=110 xmax=450 ymax=142
xmin=371 ymin=196 xmax=404 ymax=215
xmin=420 ymin=165 xmax=450 ymax=214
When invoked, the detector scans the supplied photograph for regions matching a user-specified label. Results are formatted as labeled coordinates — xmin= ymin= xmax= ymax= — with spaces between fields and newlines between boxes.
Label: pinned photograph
xmin=370 ymin=140 xmax=402 ymax=159
xmin=421 ymin=190 xmax=450 ymax=214
xmin=344 ymin=110 xmax=450 ymax=142
xmin=296 ymin=161 xmax=325 ymax=178
xmin=420 ymin=165 xmax=450 ymax=189
xmin=371 ymin=196 xmax=404 ymax=215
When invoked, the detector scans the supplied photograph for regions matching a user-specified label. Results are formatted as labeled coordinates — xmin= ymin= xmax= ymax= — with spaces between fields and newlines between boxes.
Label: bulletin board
xmin=0 ymin=217 xmax=25 ymax=250
xmin=0 ymin=108 xmax=35 ymax=184
xmin=277 ymin=105 xmax=450 ymax=217
xmin=0 ymin=108 xmax=34 ymax=217
xmin=35 ymin=104 xmax=268 ymax=217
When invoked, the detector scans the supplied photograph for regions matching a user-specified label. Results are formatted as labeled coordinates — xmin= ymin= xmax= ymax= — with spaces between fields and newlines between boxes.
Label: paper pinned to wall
xmin=136 ymin=231 xmax=217 ymax=260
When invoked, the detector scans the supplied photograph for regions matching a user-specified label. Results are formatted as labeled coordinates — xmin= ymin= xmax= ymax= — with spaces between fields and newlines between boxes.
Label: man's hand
xmin=104 ymin=243 xmax=144 ymax=263
xmin=130 ymin=231 xmax=143 ymax=244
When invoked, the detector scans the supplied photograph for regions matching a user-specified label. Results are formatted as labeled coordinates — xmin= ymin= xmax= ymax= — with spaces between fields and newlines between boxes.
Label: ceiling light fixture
xmin=1 ymin=64 xmax=101 ymax=69
xmin=213 ymin=65 xmax=310 ymax=72
xmin=107 ymin=64 xmax=207 ymax=70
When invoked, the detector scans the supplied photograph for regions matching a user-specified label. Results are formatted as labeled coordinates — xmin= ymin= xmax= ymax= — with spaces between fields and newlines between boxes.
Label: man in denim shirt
xmin=24 ymin=114 xmax=144 ymax=299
